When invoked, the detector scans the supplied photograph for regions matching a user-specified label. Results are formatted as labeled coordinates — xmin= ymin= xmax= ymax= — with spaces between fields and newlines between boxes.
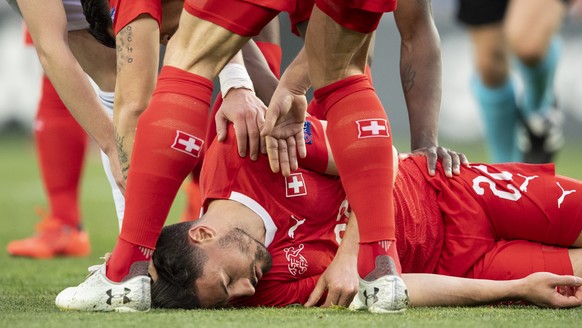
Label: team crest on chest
xmin=284 ymin=244 xmax=308 ymax=276
xmin=171 ymin=131 xmax=203 ymax=158
xmin=285 ymin=173 xmax=307 ymax=197
xmin=356 ymin=119 xmax=390 ymax=138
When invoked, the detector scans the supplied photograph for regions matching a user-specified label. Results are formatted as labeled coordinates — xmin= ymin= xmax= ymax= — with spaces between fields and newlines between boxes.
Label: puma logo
xmin=288 ymin=215 xmax=306 ymax=238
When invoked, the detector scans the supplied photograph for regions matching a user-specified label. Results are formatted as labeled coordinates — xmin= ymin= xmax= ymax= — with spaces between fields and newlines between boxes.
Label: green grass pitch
xmin=1 ymin=135 xmax=581 ymax=328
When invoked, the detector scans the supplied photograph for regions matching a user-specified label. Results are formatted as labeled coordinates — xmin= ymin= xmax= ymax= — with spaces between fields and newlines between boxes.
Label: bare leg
xmin=163 ymin=13 xmax=249 ymax=79
xmin=505 ymin=0 xmax=566 ymax=66
xmin=305 ymin=7 xmax=371 ymax=89
xmin=468 ymin=24 xmax=508 ymax=87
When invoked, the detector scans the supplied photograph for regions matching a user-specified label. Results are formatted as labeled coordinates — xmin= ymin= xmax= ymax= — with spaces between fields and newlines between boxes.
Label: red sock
xmin=255 ymin=41 xmax=282 ymax=78
xmin=314 ymin=75 xmax=400 ymax=278
xmin=306 ymin=65 xmax=371 ymax=119
xmin=107 ymin=66 xmax=212 ymax=282
xmin=177 ymin=92 xmax=222 ymax=222
xmin=358 ymin=241 xmax=401 ymax=279
xmin=35 ymin=75 xmax=87 ymax=229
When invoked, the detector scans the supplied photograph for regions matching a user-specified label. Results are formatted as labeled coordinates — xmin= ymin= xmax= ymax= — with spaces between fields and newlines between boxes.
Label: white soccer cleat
xmin=55 ymin=264 xmax=151 ymax=312
xmin=349 ymin=275 xmax=409 ymax=314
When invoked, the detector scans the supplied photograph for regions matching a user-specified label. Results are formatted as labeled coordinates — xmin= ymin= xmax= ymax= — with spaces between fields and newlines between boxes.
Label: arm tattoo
xmin=115 ymin=129 xmax=130 ymax=180
xmin=116 ymin=24 xmax=134 ymax=73
xmin=402 ymin=63 xmax=416 ymax=94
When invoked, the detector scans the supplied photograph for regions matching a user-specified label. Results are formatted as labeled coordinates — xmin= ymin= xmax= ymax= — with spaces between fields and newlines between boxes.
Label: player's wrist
xmin=219 ymin=63 xmax=254 ymax=98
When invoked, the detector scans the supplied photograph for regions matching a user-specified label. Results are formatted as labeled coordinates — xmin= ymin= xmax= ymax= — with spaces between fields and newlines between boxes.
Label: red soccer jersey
xmin=201 ymin=122 xmax=348 ymax=307
xmin=109 ymin=0 xmax=162 ymax=34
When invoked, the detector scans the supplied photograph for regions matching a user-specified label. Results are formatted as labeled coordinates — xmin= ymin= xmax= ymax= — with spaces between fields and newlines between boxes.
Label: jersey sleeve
xmin=110 ymin=0 xmax=162 ymax=34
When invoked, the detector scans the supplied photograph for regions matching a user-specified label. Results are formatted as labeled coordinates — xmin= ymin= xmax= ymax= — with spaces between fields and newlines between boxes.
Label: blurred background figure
xmin=6 ymin=26 xmax=90 ymax=259
xmin=456 ymin=0 xmax=568 ymax=163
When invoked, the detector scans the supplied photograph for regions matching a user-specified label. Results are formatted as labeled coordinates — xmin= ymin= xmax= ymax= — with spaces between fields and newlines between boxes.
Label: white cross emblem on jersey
xmin=171 ymin=131 xmax=203 ymax=158
xmin=356 ymin=119 xmax=390 ymax=138
xmin=285 ymin=173 xmax=307 ymax=197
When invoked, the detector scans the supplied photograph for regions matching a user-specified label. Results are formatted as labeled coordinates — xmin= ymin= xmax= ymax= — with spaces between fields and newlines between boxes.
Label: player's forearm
xmin=336 ymin=211 xmax=359 ymax=260
xmin=403 ymin=274 xmax=520 ymax=307
xmin=242 ymin=40 xmax=279 ymax=105
xmin=278 ymin=47 xmax=311 ymax=95
xmin=113 ymin=19 xmax=160 ymax=179
xmin=396 ymin=4 xmax=442 ymax=150
xmin=38 ymin=48 xmax=117 ymax=156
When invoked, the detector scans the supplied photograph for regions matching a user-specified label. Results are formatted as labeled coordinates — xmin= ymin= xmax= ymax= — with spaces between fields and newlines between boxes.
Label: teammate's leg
xmin=468 ymin=25 xmax=521 ymax=162
xmin=505 ymin=0 xmax=567 ymax=163
xmin=7 ymin=75 xmax=89 ymax=259
xmin=106 ymin=2 xmax=278 ymax=283
xmin=307 ymin=2 xmax=406 ymax=313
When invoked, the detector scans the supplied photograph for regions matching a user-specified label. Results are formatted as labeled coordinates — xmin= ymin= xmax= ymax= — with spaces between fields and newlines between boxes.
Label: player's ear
xmin=188 ymin=226 xmax=216 ymax=244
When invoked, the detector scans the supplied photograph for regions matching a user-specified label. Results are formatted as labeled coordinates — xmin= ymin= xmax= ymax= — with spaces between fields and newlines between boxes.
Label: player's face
xmin=160 ymin=0 xmax=183 ymax=45
xmin=194 ymin=228 xmax=272 ymax=308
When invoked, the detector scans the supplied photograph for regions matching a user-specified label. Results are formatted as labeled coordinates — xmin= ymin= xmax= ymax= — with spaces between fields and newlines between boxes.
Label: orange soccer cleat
xmin=7 ymin=214 xmax=90 ymax=259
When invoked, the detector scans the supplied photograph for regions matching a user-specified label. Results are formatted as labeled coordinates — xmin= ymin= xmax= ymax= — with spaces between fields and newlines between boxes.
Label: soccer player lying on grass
xmin=148 ymin=116 xmax=582 ymax=310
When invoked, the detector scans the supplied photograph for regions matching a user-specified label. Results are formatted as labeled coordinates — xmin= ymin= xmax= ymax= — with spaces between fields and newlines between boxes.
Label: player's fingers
xmin=278 ymin=138 xmax=291 ymax=176
xmin=261 ymin=106 xmax=278 ymax=137
xmin=337 ymin=290 xmax=357 ymax=308
xmin=265 ymin=136 xmax=280 ymax=173
xmin=437 ymin=147 xmax=453 ymax=178
xmin=449 ymin=151 xmax=461 ymax=175
xmin=553 ymin=275 xmax=582 ymax=287
xmin=553 ymin=292 xmax=582 ymax=308
xmin=246 ymin=113 xmax=261 ymax=161
xmin=424 ymin=148 xmax=438 ymax=176
xmin=257 ymin=109 xmax=267 ymax=155
xmin=215 ymin=114 xmax=228 ymax=142
xmin=305 ymin=280 xmax=326 ymax=307
xmin=234 ymin=119 xmax=249 ymax=158
xmin=296 ymin=131 xmax=307 ymax=159
xmin=322 ymin=289 xmax=341 ymax=308
xmin=287 ymin=136 xmax=298 ymax=173
xmin=262 ymin=97 xmax=288 ymax=137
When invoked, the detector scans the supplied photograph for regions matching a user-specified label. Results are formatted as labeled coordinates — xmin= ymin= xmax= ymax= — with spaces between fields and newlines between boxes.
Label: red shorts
xmin=184 ymin=0 xmax=290 ymax=37
xmin=110 ymin=0 xmax=162 ymax=34
xmin=421 ymin=161 xmax=582 ymax=279
xmin=314 ymin=0 xmax=397 ymax=34
xmin=468 ymin=240 xmax=573 ymax=280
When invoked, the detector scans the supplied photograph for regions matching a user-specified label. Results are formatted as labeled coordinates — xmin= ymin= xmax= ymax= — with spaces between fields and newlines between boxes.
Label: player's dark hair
xmin=151 ymin=222 xmax=208 ymax=309
xmin=80 ymin=0 xmax=116 ymax=48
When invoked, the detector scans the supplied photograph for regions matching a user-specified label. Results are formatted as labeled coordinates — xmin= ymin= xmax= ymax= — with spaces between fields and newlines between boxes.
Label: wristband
xmin=218 ymin=63 xmax=254 ymax=98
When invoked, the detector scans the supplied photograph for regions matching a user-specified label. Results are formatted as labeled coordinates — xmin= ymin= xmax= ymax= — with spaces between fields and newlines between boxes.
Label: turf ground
xmin=1 ymin=134 xmax=581 ymax=328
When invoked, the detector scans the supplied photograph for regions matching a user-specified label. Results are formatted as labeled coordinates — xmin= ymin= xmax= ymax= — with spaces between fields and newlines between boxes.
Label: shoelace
xmin=86 ymin=253 xmax=111 ymax=277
